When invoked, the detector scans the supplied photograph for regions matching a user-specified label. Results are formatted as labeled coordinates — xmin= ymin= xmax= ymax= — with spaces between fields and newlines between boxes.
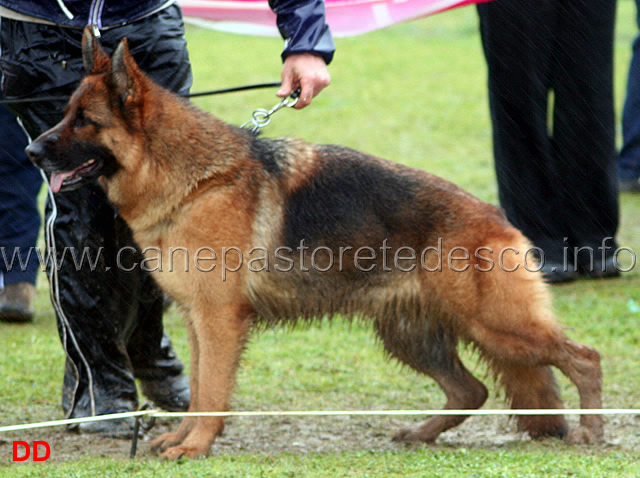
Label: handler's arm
xmin=269 ymin=0 xmax=335 ymax=108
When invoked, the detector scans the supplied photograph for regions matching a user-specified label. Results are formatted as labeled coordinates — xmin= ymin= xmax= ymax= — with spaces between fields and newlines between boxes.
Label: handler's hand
xmin=277 ymin=53 xmax=331 ymax=109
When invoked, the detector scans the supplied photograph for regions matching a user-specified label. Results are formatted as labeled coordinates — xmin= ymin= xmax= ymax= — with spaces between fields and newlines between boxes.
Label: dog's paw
xmin=392 ymin=426 xmax=436 ymax=443
xmin=161 ymin=444 xmax=209 ymax=460
xmin=566 ymin=426 xmax=604 ymax=445
xmin=151 ymin=432 xmax=183 ymax=454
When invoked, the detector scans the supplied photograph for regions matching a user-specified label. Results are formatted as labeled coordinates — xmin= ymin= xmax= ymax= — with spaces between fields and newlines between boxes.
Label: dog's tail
xmin=489 ymin=359 xmax=568 ymax=438
xmin=464 ymin=230 xmax=569 ymax=438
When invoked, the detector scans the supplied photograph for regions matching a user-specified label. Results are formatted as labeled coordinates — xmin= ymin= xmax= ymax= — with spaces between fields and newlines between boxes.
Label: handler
xmin=0 ymin=0 xmax=333 ymax=437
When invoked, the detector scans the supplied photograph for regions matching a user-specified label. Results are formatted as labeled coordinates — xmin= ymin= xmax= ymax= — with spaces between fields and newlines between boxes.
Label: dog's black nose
xmin=25 ymin=141 xmax=45 ymax=164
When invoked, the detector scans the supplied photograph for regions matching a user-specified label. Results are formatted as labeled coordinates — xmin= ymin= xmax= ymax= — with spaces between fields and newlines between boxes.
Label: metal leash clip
xmin=242 ymin=88 xmax=300 ymax=134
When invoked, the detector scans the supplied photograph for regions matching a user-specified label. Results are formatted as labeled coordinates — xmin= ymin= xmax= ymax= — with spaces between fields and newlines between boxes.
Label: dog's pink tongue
xmin=49 ymin=171 xmax=74 ymax=193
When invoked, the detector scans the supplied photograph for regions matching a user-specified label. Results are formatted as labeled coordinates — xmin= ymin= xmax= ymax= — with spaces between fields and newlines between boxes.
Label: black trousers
xmin=477 ymin=0 xmax=619 ymax=264
xmin=0 ymin=5 xmax=192 ymax=417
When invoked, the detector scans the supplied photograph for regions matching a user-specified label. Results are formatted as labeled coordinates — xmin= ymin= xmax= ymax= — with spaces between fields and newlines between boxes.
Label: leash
xmin=0 ymin=81 xmax=282 ymax=105
xmin=1 ymin=81 xmax=300 ymax=132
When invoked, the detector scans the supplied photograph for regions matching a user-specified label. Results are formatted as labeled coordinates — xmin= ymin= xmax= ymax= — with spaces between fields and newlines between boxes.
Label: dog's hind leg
xmin=375 ymin=319 xmax=488 ymax=443
xmin=466 ymin=271 xmax=603 ymax=444
xmin=477 ymin=331 xmax=602 ymax=443
xmin=547 ymin=339 xmax=603 ymax=444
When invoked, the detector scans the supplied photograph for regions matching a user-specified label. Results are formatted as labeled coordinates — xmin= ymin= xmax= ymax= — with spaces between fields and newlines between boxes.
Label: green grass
xmin=1 ymin=1 xmax=640 ymax=475
xmin=4 ymin=448 xmax=640 ymax=478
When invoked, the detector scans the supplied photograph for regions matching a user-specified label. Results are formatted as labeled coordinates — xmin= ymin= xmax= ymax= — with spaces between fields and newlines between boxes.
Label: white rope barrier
xmin=0 ymin=410 xmax=154 ymax=433
xmin=1 ymin=408 xmax=638 ymax=433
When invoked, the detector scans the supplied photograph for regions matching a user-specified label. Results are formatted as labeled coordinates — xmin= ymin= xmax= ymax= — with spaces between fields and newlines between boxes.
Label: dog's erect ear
xmin=111 ymin=38 xmax=142 ymax=105
xmin=81 ymin=26 xmax=111 ymax=74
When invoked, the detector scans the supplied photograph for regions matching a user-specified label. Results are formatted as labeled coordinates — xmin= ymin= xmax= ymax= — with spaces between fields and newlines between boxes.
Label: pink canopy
xmin=178 ymin=0 xmax=486 ymax=37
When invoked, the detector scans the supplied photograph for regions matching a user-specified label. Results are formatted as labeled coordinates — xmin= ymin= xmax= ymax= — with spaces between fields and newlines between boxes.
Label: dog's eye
xmin=74 ymin=109 xmax=100 ymax=129
xmin=74 ymin=109 xmax=88 ymax=128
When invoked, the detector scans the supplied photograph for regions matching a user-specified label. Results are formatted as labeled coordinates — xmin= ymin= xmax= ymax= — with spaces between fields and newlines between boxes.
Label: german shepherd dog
xmin=27 ymin=28 xmax=603 ymax=459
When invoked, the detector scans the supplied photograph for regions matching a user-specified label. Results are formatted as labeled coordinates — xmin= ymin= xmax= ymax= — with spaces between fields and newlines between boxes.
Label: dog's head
xmin=26 ymin=27 xmax=148 ymax=193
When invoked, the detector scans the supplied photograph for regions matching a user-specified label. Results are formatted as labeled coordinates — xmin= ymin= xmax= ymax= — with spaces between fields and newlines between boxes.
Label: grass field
xmin=2 ymin=1 xmax=640 ymax=476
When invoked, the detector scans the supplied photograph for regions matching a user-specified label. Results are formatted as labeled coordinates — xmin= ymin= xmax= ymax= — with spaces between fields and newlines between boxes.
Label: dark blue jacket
xmin=0 ymin=0 xmax=334 ymax=63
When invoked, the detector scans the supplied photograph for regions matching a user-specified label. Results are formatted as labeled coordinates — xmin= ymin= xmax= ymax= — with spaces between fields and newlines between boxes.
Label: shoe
xmin=619 ymin=178 xmax=640 ymax=192
xmin=76 ymin=416 xmax=138 ymax=438
xmin=141 ymin=372 xmax=190 ymax=412
xmin=0 ymin=282 xmax=35 ymax=323
xmin=578 ymin=256 xmax=621 ymax=279
xmin=539 ymin=261 xmax=579 ymax=284
xmin=68 ymin=397 xmax=139 ymax=439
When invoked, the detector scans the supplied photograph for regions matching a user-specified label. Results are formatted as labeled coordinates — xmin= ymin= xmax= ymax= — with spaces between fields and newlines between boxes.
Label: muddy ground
xmin=1 ymin=412 xmax=639 ymax=464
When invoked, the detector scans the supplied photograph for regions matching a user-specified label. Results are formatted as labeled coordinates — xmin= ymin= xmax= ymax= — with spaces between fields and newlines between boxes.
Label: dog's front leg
xmin=151 ymin=316 xmax=199 ymax=453
xmin=160 ymin=302 xmax=253 ymax=460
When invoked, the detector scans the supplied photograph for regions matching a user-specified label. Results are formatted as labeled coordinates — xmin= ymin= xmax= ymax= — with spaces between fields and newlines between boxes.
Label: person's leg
xmin=0 ymin=100 xmax=42 ymax=322
xmin=551 ymin=0 xmax=619 ymax=277
xmin=2 ymin=21 xmax=140 ymax=435
xmin=0 ymin=13 xmax=190 ymax=436
xmin=477 ymin=0 xmax=574 ymax=281
xmin=112 ymin=215 xmax=189 ymax=412
xmin=99 ymin=4 xmax=192 ymax=410
xmin=619 ymin=0 xmax=640 ymax=190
